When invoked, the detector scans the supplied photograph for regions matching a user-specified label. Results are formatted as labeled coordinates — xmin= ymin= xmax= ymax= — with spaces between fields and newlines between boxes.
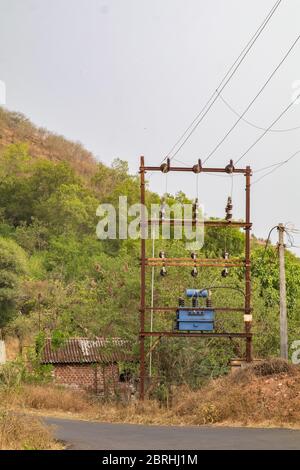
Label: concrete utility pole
xmin=278 ymin=223 xmax=288 ymax=360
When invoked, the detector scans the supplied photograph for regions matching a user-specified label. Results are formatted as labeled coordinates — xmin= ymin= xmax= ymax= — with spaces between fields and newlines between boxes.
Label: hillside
xmin=0 ymin=107 xmax=97 ymax=178
xmin=0 ymin=106 xmax=300 ymax=396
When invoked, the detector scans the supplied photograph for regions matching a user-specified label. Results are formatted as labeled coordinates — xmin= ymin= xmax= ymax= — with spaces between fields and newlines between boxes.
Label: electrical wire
xmin=165 ymin=172 xmax=168 ymax=196
xmin=285 ymin=232 xmax=300 ymax=249
xmin=285 ymin=230 xmax=295 ymax=248
xmin=173 ymin=157 xmax=228 ymax=178
xmin=235 ymin=92 xmax=300 ymax=164
xmin=199 ymin=285 xmax=246 ymax=298
xmin=251 ymin=149 xmax=300 ymax=185
xmin=286 ymin=228 xmax=300 ymax=234
xmin=161 ymin=0 xmax=282 ymax=163
xmin=284 ymin=226 xmax=300 ymax=249
xmin=284 ymin=222 xmax=300 ymax=232
xmin=218 ymin=91 xmax=300 ymax=133
xmin=262 ymin=225 xmax=278 ymax=258
xmin=172 ymin=157 xmax=190 ymax=167
xmin=250 ymin=226 xmax=279 ymax=271
xmin=156 ymin=153 xmax=298 ymax=186
xmin=149 ymin=234 xmax=155 ymax=377
xmin=253 ymin=161 xmax=285 ymax=173
xmin=203 ymin=33 xmax=300 ymax=164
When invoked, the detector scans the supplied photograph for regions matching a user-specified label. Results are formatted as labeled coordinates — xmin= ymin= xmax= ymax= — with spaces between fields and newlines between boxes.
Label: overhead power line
xmin=285 ymin=230 xmax=296 ymax=248
xmin=161 ymin=0 xmax=282 ymax=163
xmin=218 ymin=92 xmax=300 ymax=133
xmin=283 ymin=226 xmax=300 ymax=249
xmin=254 ymin=161 xmax=287 ymax=173
xmin=235 ymin=91 xmax=300 ymax=165
xmin=166 ymin=149 xmax=300 ymax=187
xmin=251 ymin=149 xmax=300 ymax=185
xmin=284 ymin=222 xmax=300 ymax=234
xmin=262 ymin=225 xmax=278 ymax=257
xmin=203 ymin=32 xmax=300 ymax=164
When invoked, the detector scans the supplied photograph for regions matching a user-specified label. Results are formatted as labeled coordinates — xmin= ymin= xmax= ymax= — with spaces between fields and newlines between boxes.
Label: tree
xmin=0 ymin=237 xmax=28 ymax=328
xmin=0 ymin=155 xmax=79 ymax=226
xmin=0 ymin=142 xmax=31 ymax=178
xmin=37 ymin=183 xmax=98 ymax=236
xmin=252 ymin=246 xmax=300 ymax=312
xmin=251 ymin=246 xmax=300 ymax=358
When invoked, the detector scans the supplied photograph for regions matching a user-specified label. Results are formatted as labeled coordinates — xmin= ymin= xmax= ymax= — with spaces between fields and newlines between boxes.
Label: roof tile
xmin=41 ymin=337 xmax=134 ymax=364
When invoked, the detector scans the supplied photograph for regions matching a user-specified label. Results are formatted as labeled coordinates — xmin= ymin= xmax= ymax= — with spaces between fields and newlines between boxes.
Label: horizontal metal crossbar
xmin=140 ymin=331 xmax=252 ymax=338
xmin=144 ymin=262 xmax=245 ymax=268
xmin=141 ymin=166 xmax=249 ymax=174
xmin=142 ymin=219 xmax=252 ymax=228
xmin=146 ymin=257 xmax=245 ymax=262
xmin=140 ymin=307 xmax=250 ymax=312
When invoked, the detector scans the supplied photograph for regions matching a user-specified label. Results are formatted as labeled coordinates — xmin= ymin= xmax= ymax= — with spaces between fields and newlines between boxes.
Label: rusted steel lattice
xmin=139 ymin=156 xmax=252 ymax=400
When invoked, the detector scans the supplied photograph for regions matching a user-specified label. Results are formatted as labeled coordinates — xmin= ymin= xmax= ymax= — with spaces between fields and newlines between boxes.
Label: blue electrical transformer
xmin=185 ymin=288 xmax=209 ymax=298
xmin=175 ymin=289 xmax=215 ymax=332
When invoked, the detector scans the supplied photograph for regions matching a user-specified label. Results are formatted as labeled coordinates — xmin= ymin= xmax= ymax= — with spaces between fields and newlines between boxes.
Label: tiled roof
xmin=41 ymin=337 xmax=134 ymax=364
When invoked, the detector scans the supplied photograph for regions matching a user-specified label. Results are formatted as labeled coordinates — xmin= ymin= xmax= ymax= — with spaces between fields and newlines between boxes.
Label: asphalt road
xmin=44 ymin=417 xmax=300 ymax=450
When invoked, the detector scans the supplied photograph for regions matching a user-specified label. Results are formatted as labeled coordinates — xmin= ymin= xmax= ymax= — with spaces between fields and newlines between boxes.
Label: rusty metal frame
xmin=141 ymin=307 xmax=250 ymax=312
xmin=141 ymin=332 xmax=251 ymax=338
xmin=139 ymin=156 xmax=252 ymax=399
xmin=145 ymin=220 xmax=251 ymax=227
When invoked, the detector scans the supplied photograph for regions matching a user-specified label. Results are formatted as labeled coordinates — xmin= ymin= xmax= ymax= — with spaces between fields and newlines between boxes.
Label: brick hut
xmin=41 ymin=337 xmax=135 ymax=396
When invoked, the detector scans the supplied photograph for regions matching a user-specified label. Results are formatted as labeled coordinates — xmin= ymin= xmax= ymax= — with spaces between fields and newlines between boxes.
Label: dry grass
xmin=0 ymin=384 xmax=95 ymax=414
xmin=170 ymin=359 xmax=300 ymax=426
xmin=0 ymin=384 xmax=167 ymax=424
xmin=0 ymin=411 xmax=61 ymax=450
xmin=18 ymin=385 xmax=93 ymax=413
xmin=252 ymin=357 xmax=294 ymax=376
xmin=1 ymin=359 xmax=299 ymax=429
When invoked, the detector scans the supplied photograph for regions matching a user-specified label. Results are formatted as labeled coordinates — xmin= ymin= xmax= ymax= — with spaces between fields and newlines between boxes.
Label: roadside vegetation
xmin=0 ymin=412 xmax=60 ymax=450
xmin=1 ymin=359 xmax=299 ymax=429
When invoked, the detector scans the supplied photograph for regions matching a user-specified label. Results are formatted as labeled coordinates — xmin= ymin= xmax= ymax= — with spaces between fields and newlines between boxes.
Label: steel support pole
xmin=278 ymin=223 xmax=288 ymax=360
xmin=245 ymin=166 xmax=252 ymax=362
xmin=140 ymin=156 xmax=146 ymax=399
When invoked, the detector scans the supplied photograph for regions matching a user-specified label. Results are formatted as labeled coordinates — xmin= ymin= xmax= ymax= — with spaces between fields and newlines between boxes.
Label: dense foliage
xmin=0 ymin=107 xmax=299 ymax=393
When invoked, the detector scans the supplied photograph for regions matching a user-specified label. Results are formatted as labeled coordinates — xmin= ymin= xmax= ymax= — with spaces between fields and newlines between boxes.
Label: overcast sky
xmin=0 ymin=0 xmax=300 ymax=249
